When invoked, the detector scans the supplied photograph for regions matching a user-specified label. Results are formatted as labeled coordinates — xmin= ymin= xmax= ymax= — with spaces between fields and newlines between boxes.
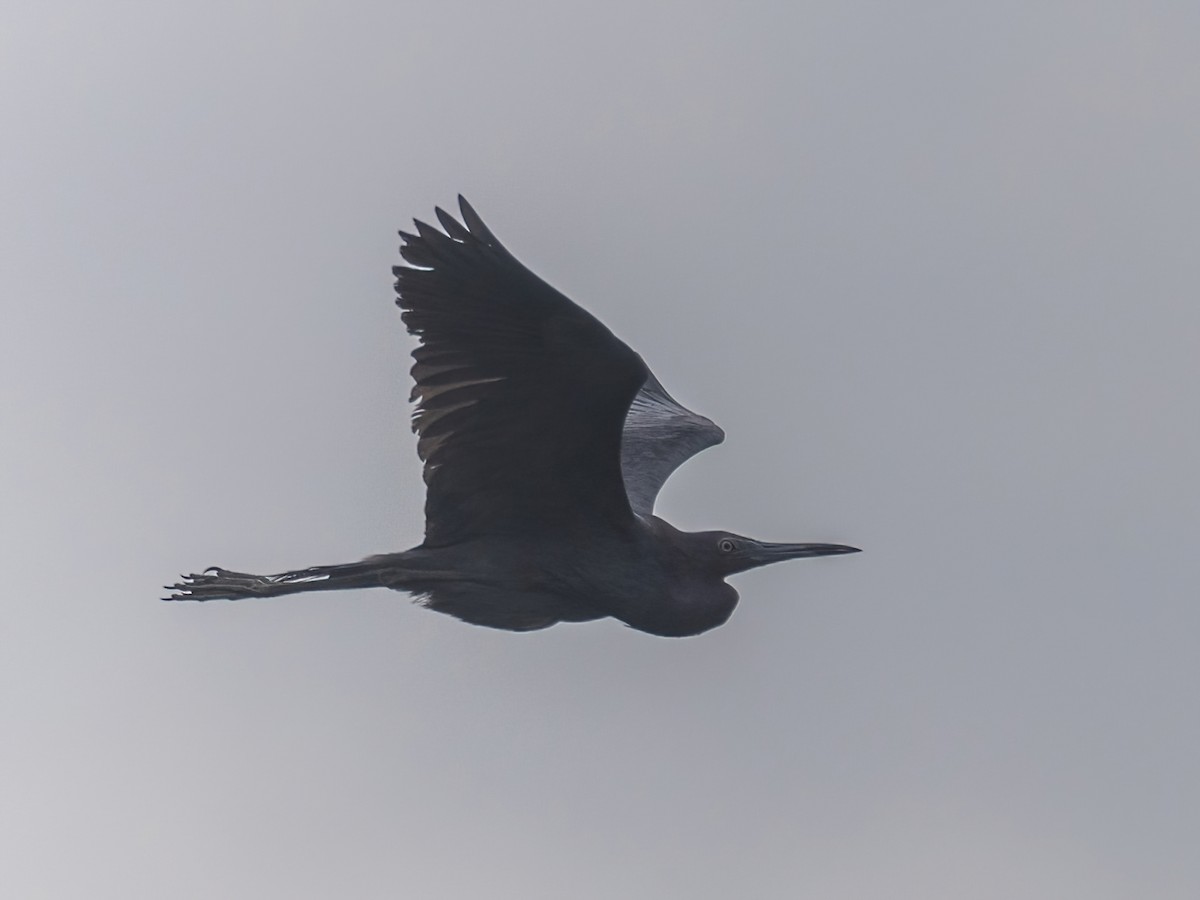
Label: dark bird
xmin=166 ymin=198 xmax=858 ymax=636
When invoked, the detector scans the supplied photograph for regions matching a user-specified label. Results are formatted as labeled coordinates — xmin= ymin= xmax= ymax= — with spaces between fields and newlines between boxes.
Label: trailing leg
xmin=164 ymin=557 xmax=402 ymax=602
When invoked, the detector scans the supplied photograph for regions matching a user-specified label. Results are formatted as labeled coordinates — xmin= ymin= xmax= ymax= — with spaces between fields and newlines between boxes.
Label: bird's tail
xmin=164 ymin=555 xmax=406 ymax=602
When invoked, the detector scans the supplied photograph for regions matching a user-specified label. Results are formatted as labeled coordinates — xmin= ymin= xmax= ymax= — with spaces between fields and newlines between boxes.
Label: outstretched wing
xmin=620 ymin=373 xmax=724 ymax=516
xmin=395 ymin=197 xmax=649 ymax=546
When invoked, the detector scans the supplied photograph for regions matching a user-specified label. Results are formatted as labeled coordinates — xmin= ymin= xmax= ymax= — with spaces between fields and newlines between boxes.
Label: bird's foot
xmin=163 ymin=567 xmax=273 ymax=602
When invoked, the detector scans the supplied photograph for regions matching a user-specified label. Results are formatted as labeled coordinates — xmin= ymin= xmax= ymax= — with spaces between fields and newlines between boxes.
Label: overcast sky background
xmin=4 ymin=2 xmax=1199 ymax=897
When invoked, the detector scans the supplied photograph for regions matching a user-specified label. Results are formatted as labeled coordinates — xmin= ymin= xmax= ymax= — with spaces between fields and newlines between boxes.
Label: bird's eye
xmin=718 ymin=539 xmax=736 ymax=553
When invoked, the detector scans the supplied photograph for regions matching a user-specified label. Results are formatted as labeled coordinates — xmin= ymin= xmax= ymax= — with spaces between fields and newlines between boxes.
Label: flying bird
xmin=166 ymin=198 xmax=858 ymax=636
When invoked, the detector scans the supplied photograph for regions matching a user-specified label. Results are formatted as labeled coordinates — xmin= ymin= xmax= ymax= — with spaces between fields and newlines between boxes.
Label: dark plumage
xmin=166 ymin=197 xmax=858 ymax=636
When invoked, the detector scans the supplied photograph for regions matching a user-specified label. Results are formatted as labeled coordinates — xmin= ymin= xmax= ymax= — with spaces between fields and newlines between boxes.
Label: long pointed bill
xmin=753 ymin=542 xmax=862 ymax=562
xmin=722 ymin=540 xmax=862 ymax=575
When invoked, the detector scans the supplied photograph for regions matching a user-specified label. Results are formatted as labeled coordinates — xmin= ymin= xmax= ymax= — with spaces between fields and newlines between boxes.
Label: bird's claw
xmin=163 ymin=567 xmax=267 ymax=601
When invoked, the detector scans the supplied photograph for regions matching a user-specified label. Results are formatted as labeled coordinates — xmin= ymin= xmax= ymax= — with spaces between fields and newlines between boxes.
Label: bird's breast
xmin=607 ymin=577 xmax=740 ymax=638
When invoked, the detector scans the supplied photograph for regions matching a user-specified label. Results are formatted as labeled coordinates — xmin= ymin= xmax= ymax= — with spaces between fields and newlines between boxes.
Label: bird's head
xmin=691 ymin=531 xmax=861 ymax=577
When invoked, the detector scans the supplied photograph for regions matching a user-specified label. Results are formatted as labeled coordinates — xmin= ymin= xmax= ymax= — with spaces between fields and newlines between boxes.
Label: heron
xmin=166 ymin=197 xmax=859 ymax=637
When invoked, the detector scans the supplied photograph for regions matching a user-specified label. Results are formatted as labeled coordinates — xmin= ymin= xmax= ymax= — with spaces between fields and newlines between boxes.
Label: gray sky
xmin=4 ymin=2 xmax=1199 ymax=897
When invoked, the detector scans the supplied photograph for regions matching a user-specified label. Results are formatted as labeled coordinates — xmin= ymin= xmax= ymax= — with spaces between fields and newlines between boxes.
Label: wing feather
xmin=394 ymin=197 xmax=648 ymax=545
xmin=620 ymin=373 xmax=724 ymax=515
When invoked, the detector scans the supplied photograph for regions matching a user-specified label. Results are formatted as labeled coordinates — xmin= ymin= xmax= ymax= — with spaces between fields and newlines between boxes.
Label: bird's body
xmin=168 ymin=198 xmax=857 ymax=637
